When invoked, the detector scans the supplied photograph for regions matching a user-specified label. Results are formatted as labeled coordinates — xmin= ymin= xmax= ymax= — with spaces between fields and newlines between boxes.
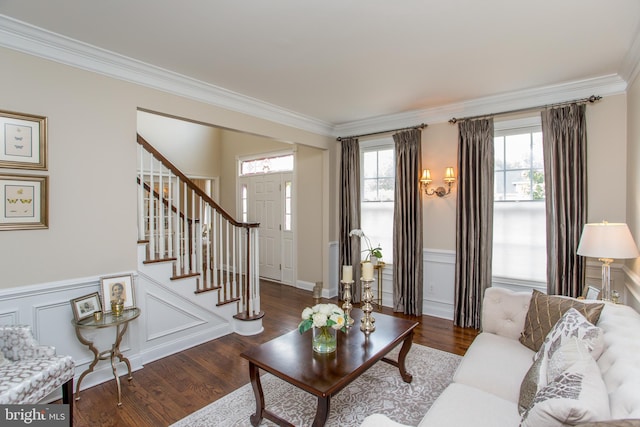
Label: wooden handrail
xmin=137 ymin=133 xmax=259 ymax=229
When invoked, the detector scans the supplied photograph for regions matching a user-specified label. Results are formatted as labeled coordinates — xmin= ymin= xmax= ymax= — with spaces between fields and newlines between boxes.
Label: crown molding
xmin=620 ymin=25 xmax=640 ymax=86
xmin=0 ymin=14 xmax=633 ymax=140
xmin=0 ymin=15 xmax=334 ymax=137
xmin=334 ymin=74 xmax=627 ymax=137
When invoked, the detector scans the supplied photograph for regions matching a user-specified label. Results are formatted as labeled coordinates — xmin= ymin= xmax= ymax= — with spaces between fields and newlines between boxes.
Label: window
xmin=284 ymin=180 xmax=292 ymax=231
xmin=240 ymin=154 xmax=293 ymax=176
xmin=360 ymin=140 xmax=394 ymax=261
xmin=241 ymin=184 xmax=248 ymax=222
xmin=492 ymin=119 xmax=546 ymax=284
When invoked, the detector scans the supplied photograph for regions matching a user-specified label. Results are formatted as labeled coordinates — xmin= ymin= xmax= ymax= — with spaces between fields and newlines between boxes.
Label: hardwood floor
xmin=70 ymin=281 xmax=478 ymax=427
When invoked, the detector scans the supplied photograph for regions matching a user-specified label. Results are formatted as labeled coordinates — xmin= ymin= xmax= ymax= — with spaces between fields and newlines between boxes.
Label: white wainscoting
xmin=423 ymin=249 xmax=456 ymax=320
xmin=0 ymin=267 xmax=238 ymax=402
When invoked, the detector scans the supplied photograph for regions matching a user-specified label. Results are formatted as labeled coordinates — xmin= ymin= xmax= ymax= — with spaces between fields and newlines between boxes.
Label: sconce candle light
xmin=421 ymin=167 xmax=456 ymax=197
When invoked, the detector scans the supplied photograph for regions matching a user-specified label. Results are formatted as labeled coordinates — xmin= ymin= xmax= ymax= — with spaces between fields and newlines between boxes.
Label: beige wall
xmin=626 ymin=71 xmax=640 ymax=308
xmin=0 ymin=47 xmax=332 ymax=289
xmin=137 ymin=110 xmax=222 ymax=178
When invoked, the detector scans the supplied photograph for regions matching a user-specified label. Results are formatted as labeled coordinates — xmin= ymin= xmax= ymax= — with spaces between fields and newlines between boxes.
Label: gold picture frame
xmin=100 ymin=274 xmax=135 ymax=313
xmin=0 ymin=174 xmax=48 ymax=230
xmin=0 ymin=110 xmax=47 ymax=170
xmin=71 ymin=292 xmax=102 ymax=322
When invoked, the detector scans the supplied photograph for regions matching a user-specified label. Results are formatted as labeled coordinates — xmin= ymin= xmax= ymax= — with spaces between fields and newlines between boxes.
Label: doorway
xmin=240 ymin=170 xmax=294 ymax=285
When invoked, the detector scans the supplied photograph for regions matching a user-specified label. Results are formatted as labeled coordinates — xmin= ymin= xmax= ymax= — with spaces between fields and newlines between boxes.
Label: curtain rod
xmin=448 ymin=95 xmax=602 ymax=124
xmin=336 ymin=123 xmax=426 ymax=141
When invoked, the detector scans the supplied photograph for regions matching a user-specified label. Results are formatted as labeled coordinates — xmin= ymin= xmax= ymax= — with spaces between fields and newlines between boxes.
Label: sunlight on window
xmin=240 ymin=154 xmax=293 ymax=176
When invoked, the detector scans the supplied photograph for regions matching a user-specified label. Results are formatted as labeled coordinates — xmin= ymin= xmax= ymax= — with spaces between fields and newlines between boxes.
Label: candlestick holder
xmin=341 ymin=280 xmax=355 ymax=328
xmin=360 ymin=278 xmax=376 ymax=334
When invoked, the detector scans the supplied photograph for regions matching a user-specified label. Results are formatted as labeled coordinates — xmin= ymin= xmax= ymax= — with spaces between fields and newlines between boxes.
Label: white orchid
xmin=349 ymin=228 xmax=383 ymax=261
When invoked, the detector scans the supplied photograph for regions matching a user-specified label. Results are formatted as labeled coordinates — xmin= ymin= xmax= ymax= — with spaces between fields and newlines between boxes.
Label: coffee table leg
xmin=248 ymin=362 xmax=265 ymax=426
xmin=312 ymin=396 xmax=331 ymax=427
xmin=397 ymin=332 xmax=414 ymax=383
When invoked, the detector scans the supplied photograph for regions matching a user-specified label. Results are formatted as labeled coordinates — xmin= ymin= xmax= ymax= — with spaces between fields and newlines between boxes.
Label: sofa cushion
xmin=419 ymin=383 xmax=522 ymax=427
xmin=520 ymin=339 xmax=610 ymax=426
xmin=481 ymin=287 xmax=531 ymax=340
xmin=453 ymin=332 xmax=534 ymax=403
xmin=519 ymin=290 xmax=604 ymax=352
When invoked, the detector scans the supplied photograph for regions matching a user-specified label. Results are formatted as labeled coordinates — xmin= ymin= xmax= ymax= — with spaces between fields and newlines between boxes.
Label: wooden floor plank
xmin=67 ymin=281 xmax=478 ymax=427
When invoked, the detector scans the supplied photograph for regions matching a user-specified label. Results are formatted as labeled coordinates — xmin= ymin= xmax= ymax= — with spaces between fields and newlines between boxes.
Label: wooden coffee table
xmin=240 ymin=308 xmax=419 ymax=427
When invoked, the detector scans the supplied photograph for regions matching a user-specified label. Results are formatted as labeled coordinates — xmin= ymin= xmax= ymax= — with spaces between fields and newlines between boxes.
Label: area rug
xmin=171 ymin=344 xmax=461 ymax=427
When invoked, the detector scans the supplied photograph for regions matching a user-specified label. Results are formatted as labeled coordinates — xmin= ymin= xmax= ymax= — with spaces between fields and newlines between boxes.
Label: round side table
xmin=71 ymin=307 xmax=140 ymax=406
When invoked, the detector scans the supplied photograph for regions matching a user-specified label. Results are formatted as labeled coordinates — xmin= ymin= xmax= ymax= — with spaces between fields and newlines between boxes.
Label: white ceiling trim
xmin=620 ymin=26 xmax=640 ymax=86
xmin=0 ymin=14 xmax=334 ymax=136
xmin=334 ymin=74 xmax=627 ymax=138
xmin=0 ymin=14 xmax=632 ymax=140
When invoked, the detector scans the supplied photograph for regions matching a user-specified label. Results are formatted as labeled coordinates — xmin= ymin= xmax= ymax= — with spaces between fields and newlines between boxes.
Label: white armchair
xmin=0 ymin=325 xmax=74 ymax=418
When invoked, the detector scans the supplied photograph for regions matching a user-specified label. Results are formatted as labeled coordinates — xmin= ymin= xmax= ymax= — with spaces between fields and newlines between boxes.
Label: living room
xmin=1 ymin=2 xmax=640 ymax=426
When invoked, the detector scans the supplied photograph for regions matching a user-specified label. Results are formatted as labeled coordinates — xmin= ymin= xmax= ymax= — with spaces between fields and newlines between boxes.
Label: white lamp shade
xmin=577 ymin=222 xmax=640 ymax=259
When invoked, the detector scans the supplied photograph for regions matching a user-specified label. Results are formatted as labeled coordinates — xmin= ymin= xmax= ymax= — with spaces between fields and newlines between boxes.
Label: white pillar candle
xmin=362 ymin=262 xmax=374 ymax=281
xmin=342 ymin=265 xmax=353 ymax=282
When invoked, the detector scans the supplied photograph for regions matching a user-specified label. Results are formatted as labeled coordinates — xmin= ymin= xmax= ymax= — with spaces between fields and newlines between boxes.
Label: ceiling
xmin=1 ymin=0 xmax=639 ymax=132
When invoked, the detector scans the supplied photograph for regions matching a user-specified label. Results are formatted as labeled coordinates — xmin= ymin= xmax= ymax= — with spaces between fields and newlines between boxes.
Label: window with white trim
xmin=360 ymin=140 xmax=394 ymax=262
xmin=240 ymin=154 xmax=293 ymax=176
xmin=492 ymin=118 xmax=546 ymax=284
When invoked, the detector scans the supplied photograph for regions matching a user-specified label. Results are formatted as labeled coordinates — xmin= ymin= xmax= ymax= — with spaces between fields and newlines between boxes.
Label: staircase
xmin=136 ymin=134 xmax=264 ymax=336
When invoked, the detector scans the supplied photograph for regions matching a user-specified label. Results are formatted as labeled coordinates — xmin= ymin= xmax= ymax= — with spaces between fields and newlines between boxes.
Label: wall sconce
xmin=420 ymin=167 xmax=456 ymax=197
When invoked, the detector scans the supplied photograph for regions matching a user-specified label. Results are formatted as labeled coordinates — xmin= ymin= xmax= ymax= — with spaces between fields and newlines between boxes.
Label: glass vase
xmin=312 ymin=326 xmax=337 ymax=353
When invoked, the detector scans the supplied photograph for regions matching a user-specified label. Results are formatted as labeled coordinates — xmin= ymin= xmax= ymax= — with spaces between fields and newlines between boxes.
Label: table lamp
xmin=577 ymin=221 xmax=639 ymax=301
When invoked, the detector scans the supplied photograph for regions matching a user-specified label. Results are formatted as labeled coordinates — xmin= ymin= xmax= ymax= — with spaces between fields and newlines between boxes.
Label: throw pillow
xmin=519 ymin=290 xmax=604 ymax=352
xmin=519 ymin=353 xmax=546 ymax=414
xmin=538 ymin=308 xmax=604 ymax=366
xmin=520 ymin=339 xmax=610 ymax=427
xmin=0 ymin=351 xmax=9 ymax=367
xmin=519 ymin=333 xmax=598 ymax=415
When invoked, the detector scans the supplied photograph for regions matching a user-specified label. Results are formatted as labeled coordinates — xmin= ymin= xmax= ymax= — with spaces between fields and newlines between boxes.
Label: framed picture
xmin=0 ymin=110 xmax=47 ymax=170
xmin=0 ymin=174 xmax=48 ymax=230
xmin=100 ymin=274 xmax=135 ymax=313
xmin=71 ymin=292 xmax=102 ymax=321
xmin=582 ymin=285 xmax=601 ymax=300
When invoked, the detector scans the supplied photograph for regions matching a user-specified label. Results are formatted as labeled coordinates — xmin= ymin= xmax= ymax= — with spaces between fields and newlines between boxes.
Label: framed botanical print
xmin=0 ymin=110 xmax=47 ymax=170
xmin=0 ymin=174 xmax=48 ymax=230
xmin=100 ymin=274 xmax=135 ymax=313
xmin=71 ymin=292 xmax=102 ymax=321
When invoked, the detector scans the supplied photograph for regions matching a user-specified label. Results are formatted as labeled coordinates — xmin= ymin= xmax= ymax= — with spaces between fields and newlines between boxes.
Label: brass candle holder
xmin=360 ymin=278 xmax=376 ymax=333
xmin=111 ymin=299 xmax=124 ymax=317
xmin=341 ymin=280 xmax=355 ymax=328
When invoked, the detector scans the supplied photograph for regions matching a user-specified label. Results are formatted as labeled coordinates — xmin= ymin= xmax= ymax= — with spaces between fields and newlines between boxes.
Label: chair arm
xmin=0 ymin=325 xmax=56 ymax=362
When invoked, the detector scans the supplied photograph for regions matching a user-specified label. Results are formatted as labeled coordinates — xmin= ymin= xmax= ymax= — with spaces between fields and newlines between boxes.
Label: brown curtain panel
xmin=392 ymin=129 xmax=423 ymax=315
xmin=542 ymin=104 xmax=587 ymax=297
xmin=339 ymin=137 xmax=362 ymax=302
xmin=454 ymin=119 xmax=494 ymax=329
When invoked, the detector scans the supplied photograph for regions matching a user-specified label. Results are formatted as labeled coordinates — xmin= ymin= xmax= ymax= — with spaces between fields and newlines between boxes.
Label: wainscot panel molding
xmin=623 ymin=265 xmax=640 ymax=313
xmin=423 ymin=249 xmax=456 ymax=320
xmin=0 ymin=273 xmax=142 ymax=403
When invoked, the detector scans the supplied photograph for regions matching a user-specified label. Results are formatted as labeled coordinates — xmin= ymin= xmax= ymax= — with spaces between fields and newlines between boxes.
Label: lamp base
xmin=599 ymin=258 xmax=613 ymax=302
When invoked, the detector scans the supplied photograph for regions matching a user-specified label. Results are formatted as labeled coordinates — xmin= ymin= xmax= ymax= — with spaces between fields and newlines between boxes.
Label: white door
xmin=241 ymin=172 xmax=294 ymax=285
xmin=252 ymin=174 xmax=282 ymax=282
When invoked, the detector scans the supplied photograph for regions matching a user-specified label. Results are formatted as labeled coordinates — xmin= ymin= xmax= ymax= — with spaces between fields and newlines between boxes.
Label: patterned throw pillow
xmin=0 ymin=351 xmax=9 ymax=367
xmin=520 ymin=338 xmax=610 ymax=427
xmin=519 ymin=290 xmax=604 ymax=352
xmin=518 ymin=309 xmax=604 ymax=414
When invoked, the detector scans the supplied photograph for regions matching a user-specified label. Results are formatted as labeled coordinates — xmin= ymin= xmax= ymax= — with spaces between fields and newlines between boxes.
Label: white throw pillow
xmin=0 ymin=351 xmax=9 ymax=367
xmin=536 ymin=307 xmax=604 ymax=363
xmin=520 ymin=338 xmax=610 ymax=426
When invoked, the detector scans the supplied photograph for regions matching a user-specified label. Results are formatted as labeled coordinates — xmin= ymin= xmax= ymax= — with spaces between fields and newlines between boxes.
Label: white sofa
xmin=361 ymin=287 xmax=640 ymax=426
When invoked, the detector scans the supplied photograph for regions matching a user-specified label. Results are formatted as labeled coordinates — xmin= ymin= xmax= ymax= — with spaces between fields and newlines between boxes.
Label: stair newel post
xmin=245 ymin=226 xmax=251 ymax=318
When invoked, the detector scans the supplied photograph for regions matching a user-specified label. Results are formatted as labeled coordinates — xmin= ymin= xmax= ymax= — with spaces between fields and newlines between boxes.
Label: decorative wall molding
xmin=423 ymin=248 xmax=456 ymax=320
xmin=0 ymin=14 xmax=633 ymax=140
xmin=0 ymin=15 xmax=333 ymax=137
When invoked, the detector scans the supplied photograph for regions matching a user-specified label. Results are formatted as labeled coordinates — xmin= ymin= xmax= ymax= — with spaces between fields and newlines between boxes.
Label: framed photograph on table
xmin=0 ymin=110 xmax=47 ymax=170
xmin=582 ymin=285 xmax=601 ymax=300
xmin=100 ymin=274 xmax=135 ymax=313
xmin=0 ymin=174 xmax=48 ymax=230
xmin=71 ymin=292 xmax=102 ymax=322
